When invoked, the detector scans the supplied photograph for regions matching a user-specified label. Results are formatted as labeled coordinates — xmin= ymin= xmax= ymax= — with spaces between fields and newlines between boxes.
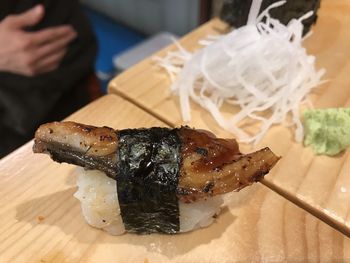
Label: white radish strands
xmin=155 ymin=0 xmax=325 ymax=145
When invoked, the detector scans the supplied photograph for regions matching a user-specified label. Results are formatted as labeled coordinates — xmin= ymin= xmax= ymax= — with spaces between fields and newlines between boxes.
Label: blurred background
xmin=81 ymin=0 xmax=223 ymax=92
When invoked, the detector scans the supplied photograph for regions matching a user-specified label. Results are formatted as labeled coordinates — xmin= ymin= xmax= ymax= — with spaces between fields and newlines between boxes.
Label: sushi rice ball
xmin=74 ymin=168 xmax=224 ymax=235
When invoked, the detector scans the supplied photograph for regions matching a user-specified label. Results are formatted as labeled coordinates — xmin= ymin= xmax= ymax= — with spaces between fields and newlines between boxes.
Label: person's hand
xmin=0 ymin=5 xmax=77 ymax=76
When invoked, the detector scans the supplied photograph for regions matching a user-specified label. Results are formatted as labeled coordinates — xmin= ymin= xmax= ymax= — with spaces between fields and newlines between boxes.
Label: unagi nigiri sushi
xmin=33 ymin=121 xmax=280 ymax=235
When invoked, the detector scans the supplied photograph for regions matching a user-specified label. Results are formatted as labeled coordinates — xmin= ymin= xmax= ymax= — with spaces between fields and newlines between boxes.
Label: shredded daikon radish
xmin=155 ymin=0 xmax=325 ymax=145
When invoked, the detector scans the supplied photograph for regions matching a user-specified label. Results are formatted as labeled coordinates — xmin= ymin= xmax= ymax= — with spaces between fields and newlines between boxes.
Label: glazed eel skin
xmin=33 ymin=121 xmax=280 ymax=202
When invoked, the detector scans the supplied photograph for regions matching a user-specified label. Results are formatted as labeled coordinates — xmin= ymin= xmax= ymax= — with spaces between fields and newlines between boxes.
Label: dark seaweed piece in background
xmin=116 ymin=128 xmax=181 ymax=234
xmin=220 ymin=0 xmax=321 ymax=35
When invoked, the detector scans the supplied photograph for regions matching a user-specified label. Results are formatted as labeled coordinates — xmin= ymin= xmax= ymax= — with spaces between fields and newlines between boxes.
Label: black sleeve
xmin=0 ymin=0 xmax=97 ymax=136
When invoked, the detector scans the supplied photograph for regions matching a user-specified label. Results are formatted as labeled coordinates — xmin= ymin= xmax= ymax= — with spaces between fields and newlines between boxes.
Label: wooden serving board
xmin=0 ymin=95 xmax=349 ymax=262
xmin=108 ymin=0 xmax=350 ymax=237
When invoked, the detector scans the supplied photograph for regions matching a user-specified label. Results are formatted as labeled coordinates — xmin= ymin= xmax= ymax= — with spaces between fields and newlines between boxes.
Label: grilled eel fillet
xmin=33 ymin=122 xmax=280 ymax=202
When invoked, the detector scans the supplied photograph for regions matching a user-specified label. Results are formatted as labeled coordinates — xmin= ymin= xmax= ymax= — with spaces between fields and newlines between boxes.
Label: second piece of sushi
xmin=220 ymin=0 xmax=321 ymax=35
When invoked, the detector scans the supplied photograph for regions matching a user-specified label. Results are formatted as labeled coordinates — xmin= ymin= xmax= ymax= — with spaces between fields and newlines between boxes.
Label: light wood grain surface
xmin=108 ymin=0 xmax=350 ymax=236
xmin=1 ymin=95 xmax=349 ymax=262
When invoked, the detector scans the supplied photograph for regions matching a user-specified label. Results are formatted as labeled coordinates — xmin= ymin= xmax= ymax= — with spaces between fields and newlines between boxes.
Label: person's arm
xmin=0 ymin=5 xmax=77 ymax=76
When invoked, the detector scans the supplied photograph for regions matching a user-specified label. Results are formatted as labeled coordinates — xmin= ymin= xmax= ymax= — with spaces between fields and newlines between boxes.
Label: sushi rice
xmin=74 ymin=168 xmax=224 ymax=235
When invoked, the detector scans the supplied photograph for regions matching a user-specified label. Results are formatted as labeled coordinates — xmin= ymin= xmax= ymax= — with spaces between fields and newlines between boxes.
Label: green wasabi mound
xmin=303 ymin=108 xmax=350 ymax=156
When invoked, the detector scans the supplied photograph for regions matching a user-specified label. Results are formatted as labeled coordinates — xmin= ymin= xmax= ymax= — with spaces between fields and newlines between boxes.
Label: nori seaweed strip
xmin=220 ymin=0 xmax=321 ymax=35
xmin=116 ymin=128 xmax=181 ymax=234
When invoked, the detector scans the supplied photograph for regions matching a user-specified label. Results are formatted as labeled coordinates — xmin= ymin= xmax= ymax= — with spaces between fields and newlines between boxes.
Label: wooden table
xmin=0 ymin=95 xmax=349 ymax=262
xmin=109 ymin=0 xmax=350 ymax=238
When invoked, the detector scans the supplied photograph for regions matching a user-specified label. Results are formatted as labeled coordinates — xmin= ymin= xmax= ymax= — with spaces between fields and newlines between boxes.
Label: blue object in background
xmin=83 ymin=6 xmax=145 ymax=93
